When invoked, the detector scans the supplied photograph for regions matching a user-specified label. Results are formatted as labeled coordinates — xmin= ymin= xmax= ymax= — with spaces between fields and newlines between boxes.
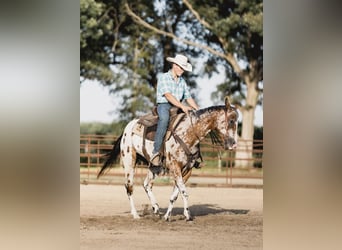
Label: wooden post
xmin=218 ymin=151 xmax=222 ymax=170
xmin=87 ymin=136 xmax=90 ymax=182
xmin=229 ymin=151 xmax=233 ymax=187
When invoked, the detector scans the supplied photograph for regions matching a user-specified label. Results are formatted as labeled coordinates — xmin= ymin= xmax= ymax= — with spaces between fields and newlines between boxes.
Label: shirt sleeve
xmin=183 ymin=82 xmax=191 ymax=100
xmin=157 ymin=73 xmax=172 ymax=96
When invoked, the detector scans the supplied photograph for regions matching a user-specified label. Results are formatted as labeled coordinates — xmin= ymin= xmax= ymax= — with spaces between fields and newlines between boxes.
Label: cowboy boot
xmin=150 ymin=152 xmax=161 ymax=166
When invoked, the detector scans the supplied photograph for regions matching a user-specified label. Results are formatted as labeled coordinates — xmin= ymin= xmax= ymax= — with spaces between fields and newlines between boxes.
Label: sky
xmin=80 ymin=74 xmax=263 ymax=126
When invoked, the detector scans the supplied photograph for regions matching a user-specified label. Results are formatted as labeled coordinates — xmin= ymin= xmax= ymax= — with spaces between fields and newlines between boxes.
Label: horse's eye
xmin=229 ymin=120 xmax=235 ymax=126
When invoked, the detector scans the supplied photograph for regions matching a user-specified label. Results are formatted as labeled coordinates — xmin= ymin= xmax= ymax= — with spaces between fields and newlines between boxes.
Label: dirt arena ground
xmin=80 ymin=184 xmax=263 ymax=250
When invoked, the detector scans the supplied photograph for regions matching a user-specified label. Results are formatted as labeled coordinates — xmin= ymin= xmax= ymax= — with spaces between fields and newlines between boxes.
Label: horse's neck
xmin=178 ymin=111 xmax=218 ymax=147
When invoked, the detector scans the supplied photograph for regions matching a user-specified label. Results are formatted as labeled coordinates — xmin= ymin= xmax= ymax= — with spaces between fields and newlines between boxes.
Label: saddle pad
xmin=132 ymin=123 xmax=171 ymax=142
xmin=137 ymin=113 xmax=158 ymax=127
xmin=133 ymin=113 xmax=158 ymax=140
xmin=132 ymin=123 xmax=145 ymax=138
xmin=132 ymin=113 xmax=185 ymax=142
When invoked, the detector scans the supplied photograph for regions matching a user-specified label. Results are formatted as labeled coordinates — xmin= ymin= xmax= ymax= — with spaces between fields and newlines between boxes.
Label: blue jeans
xmin=153 ymin=103 xmax=172 ymax=154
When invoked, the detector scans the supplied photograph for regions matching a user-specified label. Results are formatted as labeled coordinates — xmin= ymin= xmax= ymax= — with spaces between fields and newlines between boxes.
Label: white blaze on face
xmin=228 ymin=114 xmax=238 ymax=149
xmin=227 ymin=126 xmax=237 ymax=149
xmin=233 ymin=120 xmax=238 ymax=148
xmin=217 ymin=109 xmax=239 ymax=150
xmin=217 ymin=114 xmax=228 ymax=142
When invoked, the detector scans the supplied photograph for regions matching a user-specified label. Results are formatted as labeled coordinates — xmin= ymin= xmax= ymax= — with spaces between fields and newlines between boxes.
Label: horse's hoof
xmin=152 ymin=204 xmax=160 ymax=214
xmin=152 ymin=211 xmax=161 ymax=218
xmin=163 ymin=213 xmax=171 ymax=222
xmin=186 ymin=216 xmax=193 ymax=222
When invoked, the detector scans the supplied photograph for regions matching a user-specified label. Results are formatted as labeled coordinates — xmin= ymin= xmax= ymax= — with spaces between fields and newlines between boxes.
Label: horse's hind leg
xmin=121 ymin=132 xmax=140 ymax=219
xmin=143 ymin=169 xmax=160 ymax=214
xmin=125 ymin=165 xmax=140 ymax=219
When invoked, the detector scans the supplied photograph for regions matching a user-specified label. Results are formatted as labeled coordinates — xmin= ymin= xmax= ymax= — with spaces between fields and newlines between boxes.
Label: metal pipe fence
xmin=80 ymin=134 xmax=263 ymax=188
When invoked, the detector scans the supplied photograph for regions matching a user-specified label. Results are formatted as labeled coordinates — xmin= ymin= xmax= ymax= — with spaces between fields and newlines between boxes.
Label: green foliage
xmin=81 ymin=0 xmax=172 ymax=121
xmin=210 ymin=75 xmax=245 ymax=106
xmin=80 ymin=122 xmax=112 ymax=135
xmin=80 ymin=0 xmax=117 ymax=84
xmin=80 ymin=121 xmax=128 ymax=135
xmin=80 ymin=0 xmax=263 ymax=137
xmin=194 ymin=0 xmax=263 ymax=74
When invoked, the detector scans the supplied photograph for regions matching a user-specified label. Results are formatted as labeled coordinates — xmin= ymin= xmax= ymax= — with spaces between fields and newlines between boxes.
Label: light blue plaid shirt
xmin=156 ymin=70 xmax=191 ymax=103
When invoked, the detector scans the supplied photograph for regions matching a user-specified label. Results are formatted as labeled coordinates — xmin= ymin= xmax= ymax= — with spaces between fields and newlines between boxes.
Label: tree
xmin=80 ymin=0 xmax=118 ymax=84
xmin=124 ymin=0 xmax=263 ymax=167
xmin=81 ymin=0 xmax=263 ymax=167
xmin=81 ymin=0 xmax=160 ymax=121
xmin=81 ymin=0 xmax=202 ymax=122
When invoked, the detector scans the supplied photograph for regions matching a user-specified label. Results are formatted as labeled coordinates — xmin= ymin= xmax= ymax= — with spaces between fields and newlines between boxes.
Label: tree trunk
xmin=235 ymin=79 xmax=259 ymax=168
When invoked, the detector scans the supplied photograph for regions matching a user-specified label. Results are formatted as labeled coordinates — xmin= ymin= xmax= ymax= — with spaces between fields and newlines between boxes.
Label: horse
xmin=97 ymin=97 xmax=239 ymax=221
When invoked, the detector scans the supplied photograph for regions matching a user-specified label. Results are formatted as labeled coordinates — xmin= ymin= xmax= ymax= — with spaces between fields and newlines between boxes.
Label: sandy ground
xmin=80 ymin=184 xmax=263 ymax=250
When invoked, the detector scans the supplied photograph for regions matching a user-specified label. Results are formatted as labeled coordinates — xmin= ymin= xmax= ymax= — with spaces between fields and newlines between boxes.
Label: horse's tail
xmin=97 ymin=134 xmax=123 ymax=179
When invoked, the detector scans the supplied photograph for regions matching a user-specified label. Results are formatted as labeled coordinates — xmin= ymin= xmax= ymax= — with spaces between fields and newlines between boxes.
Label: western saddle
xmin=132 ymin=106 xmax=202 ymax=171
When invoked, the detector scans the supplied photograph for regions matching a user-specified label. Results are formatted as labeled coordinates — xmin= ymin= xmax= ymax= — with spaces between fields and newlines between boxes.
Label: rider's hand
xmin=181 ymin=105 xmax=193 ymax=114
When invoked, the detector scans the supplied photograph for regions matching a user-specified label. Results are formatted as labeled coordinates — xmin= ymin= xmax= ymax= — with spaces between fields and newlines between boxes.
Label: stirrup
xmin=150 ymin=152 xmax=161 ymax=166
xmin=148 ymin=163 xmax=163 ymax=175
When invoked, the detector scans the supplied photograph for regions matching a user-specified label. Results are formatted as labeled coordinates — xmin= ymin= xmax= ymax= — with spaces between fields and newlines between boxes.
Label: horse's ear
xmin=224 ymin=96 xmax=231 ymax=109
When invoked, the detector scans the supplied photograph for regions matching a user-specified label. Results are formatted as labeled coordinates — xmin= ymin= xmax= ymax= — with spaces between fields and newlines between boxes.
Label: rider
xmin=150 ymin=54 xmax=199 ymax=166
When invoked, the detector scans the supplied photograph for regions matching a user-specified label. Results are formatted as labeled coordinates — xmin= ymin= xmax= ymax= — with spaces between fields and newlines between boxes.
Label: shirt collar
xmin=168 ymin=70 xmax=182 ymax=83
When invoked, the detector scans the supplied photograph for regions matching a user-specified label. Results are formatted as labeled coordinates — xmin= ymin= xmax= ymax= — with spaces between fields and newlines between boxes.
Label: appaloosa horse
xmin=97 ymin=97 xmax=238 ymax=221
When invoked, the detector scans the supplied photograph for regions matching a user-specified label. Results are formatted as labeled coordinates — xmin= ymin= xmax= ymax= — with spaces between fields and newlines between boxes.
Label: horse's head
xmin=215 ymin=97 xmax=239 ymax=150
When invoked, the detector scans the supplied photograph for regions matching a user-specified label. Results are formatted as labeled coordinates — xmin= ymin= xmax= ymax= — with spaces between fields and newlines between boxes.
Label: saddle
xmin=132 ymin=106 xmax=186 ymax=161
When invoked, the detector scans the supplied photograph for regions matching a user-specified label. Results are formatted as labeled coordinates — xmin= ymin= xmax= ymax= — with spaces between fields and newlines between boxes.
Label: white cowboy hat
xmin=166 ymin=54 xmax=192 ymax=72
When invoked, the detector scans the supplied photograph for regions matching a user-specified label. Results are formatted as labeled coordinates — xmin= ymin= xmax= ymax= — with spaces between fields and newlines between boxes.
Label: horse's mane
xmin=195 ymin=105 xmax=226 ymax=117
xmin=195 ymin=105 xmax=238 ymax=117
xmin=190 ymin=105 xmax=226 ymax=146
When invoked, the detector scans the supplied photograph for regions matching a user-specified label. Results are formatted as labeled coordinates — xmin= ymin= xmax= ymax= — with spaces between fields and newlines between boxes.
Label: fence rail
xmin=80 ymin=134 xmax=263 ymax=188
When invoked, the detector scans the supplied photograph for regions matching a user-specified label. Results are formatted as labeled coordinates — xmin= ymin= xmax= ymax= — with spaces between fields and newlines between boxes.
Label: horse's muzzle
xmin=224 ymin=137 xmax=237 ymax=150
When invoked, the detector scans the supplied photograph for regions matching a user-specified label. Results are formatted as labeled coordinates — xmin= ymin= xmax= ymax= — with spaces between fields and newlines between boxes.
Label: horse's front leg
xmin=176 ymin=176 xmax=192 ymax=221
xmin=143 ymin=169 xmax=160 ymax=215
xmin=164 ymin=185 xmax=179 ymax=221
xmin=164 ymin=168 xmax=192 ymax=221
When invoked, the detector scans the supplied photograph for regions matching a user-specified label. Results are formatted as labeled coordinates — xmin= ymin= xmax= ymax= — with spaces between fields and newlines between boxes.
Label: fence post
xmin=229 ymin=151 xmax=233 ymax=186
xmin=80 ymin=135 xmax=263 ymax=187
xmin=225 ymin=156 xmax=228 ymax=185
xmin=217 ymin=151 xmax=222 ymax=170
xmin=87 ymin=136 xmax=90 ymax=182
xmin=97 ymin=138 xmax=100 ymax=168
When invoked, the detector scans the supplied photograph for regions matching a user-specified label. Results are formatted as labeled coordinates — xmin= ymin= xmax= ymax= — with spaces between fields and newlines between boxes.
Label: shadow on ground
xmin=139 ymin=203 xmax=249 ymax=218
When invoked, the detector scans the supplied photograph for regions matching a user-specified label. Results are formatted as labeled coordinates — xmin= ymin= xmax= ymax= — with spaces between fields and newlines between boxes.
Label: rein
xmin=170 ymin=129 xmax=202 ymax=175
xmin=189 ymin=110 xmax=202 ymax=143
xmin=170 ymin=111 xmax=203 ymax=174
xmin=169 ymin=105 xmax=237 ymax=175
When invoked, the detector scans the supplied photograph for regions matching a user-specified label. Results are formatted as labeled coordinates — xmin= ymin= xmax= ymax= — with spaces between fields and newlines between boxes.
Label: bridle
xmin=189 ymin=106 xmax=238 ymax=146
xmin=224 ymin=106 xmax=239 ymax=146
xmin=171 ymin=106 xmax=238 ymax=175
